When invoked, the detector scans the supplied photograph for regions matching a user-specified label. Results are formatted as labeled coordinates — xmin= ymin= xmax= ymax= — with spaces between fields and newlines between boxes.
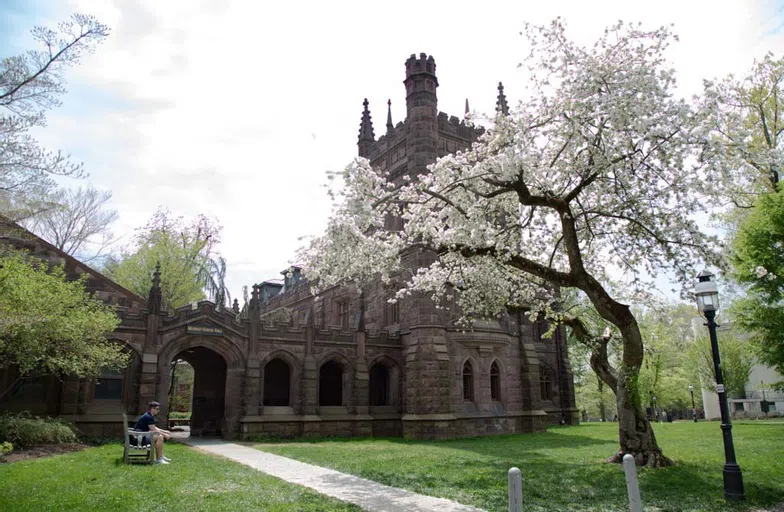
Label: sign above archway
xmin=187 ymin=323 xmax=223 ymax=336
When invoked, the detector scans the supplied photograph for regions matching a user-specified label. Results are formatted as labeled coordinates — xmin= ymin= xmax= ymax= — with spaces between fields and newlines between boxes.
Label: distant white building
xmin=692 ymin=317 xmax=784 ymax=419
xmin=703 ymin=364 xmax=784 ymax=420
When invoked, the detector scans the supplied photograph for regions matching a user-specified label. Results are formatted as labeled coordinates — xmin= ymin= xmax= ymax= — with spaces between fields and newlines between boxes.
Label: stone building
xmin=0 ymin=53 xmax=577 ymax=439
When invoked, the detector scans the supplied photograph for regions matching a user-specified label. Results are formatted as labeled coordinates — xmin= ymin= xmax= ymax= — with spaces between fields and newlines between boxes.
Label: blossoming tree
xmin=301 ymin=20 xmax=720 ymax=466
xmin=700 ymin=53 xmax=783 ymax=208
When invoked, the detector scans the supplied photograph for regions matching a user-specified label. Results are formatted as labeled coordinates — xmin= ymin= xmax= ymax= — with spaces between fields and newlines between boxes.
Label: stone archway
xmin=173 ymin=346 xmax=226 ymax=436
xmin=156 ymin=335 xmax=246 ymax=438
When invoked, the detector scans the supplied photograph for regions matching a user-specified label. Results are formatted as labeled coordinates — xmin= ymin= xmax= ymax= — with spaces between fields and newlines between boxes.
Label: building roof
xmin=0 ymin=215 xmax=146 ymax=306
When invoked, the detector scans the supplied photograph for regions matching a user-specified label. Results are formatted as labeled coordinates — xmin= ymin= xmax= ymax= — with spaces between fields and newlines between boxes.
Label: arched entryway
xmin=170 ymin=346 xmax=227 ymax=436
xmin=319 ymin=360 xmax=344 ymax=406
xmin=263 ymin=358 xmax=291 ymax=407
xmin=368 ymin=357 xmax=401 ymax=409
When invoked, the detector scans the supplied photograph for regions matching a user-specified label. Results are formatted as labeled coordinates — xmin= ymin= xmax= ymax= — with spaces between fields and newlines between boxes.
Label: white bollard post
xmin=508 ymin=467 xmax=522 ymax=512
xmin=623 ymin=454 xmax=643 ymax=512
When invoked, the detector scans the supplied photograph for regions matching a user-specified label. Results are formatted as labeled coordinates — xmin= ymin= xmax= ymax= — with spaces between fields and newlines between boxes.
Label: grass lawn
xmin=254 ymin=421 xmax=784 ymax=512
xmin=0 ymin=442 xmax=358 ymax=512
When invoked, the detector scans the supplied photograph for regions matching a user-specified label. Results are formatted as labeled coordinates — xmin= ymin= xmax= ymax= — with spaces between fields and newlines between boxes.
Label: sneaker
xmin=155 ymin=458 xmax=169 ymax=464
xmin=162 ymin=456 xmax=171 ymax=462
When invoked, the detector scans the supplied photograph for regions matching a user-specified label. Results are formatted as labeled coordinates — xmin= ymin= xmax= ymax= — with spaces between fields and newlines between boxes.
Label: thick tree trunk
xmin=610 ymin=365 xmax=671 ymax=467
xmin=565 ymin=314 xmax=672 ymax=467
xmin=597 ymin=379 xmax=606 ymax=422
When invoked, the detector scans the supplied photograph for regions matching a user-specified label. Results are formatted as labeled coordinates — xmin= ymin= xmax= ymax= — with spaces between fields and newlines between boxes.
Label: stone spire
xmin=496 ymin=81 xmax=509 ymax=116
xmin=465 ymin=98 xmax=470 ymax=117
xmin=386 ymin=99 xmax=394 ymax=134
xmin=357 ymin=98 xmax=375 ymax=157
xmin=147 ymin=261 xmax=162 ymax=315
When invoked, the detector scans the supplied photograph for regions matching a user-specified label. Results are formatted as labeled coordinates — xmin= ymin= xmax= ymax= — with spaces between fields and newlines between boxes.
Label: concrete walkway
xmin=184 ymin=438 xmax=485 ymax=512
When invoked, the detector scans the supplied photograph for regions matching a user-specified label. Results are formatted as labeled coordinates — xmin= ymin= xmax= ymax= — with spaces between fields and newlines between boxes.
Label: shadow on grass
xmin=251 ymin=429 xmax=614 ymax=450
xmin=254 ymin=424 xmax=783 ymax=511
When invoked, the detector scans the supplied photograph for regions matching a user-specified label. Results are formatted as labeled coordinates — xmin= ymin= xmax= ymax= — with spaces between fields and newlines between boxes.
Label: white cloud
xmin=26 ymin=0 xmax=784 ymax=299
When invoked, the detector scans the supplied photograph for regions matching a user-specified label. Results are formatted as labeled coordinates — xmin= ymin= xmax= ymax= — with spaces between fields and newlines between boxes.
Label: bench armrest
xmin=127 ymin=430 xmax=159 ymax=439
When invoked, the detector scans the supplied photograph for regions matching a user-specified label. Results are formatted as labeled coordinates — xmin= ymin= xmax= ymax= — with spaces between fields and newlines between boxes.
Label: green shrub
xmin=0 ymin=412 xmax=78 ymax=449
xmin=168 ymin=411 xmax=191 ymax=420
xmin=0 ymin=441 xmax=13 ymax=457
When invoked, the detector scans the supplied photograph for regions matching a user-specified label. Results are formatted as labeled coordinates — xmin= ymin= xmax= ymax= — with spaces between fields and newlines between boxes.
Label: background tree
xmin=701 ymin=53 xmax=782 ymax=208
xmin=24 ymin=185 xmax=117 ymax=263
xmin=634 ymin=303 xmax=698 ymax=413
xmin=0 ymin=14 xmax=109 ymax=221
xmin=0 ymin=251 xmax=124 ymax=400
xmin=700 ymin=53 xmax=784 ymax=392
xmin=569 ymin=295 xmax=700 ymax=418
xmin=688 ymin=325 xmax=754 ymax=397
xmin=728 ymin=188 xmax=784 ymax=389
xmin=302 ymin=21 xmax=722 ymax=466
xmin=168 ymin=360 xmax=194 ymax=414
xmin=565 ymin=290 xmax=621 ymax=422
xmin=105 ymin=208 xmax=230 ymax=311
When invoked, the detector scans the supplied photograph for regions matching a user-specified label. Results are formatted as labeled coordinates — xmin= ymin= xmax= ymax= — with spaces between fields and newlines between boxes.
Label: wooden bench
xmin=123 ymin=413 xmax=158 ymax=464
xmin=168 ymin=418 xmax=191 ymax=429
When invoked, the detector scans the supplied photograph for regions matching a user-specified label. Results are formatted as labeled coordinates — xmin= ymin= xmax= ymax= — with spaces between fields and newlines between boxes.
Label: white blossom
xmin=299 ymin=20 xmax=722 ymax=325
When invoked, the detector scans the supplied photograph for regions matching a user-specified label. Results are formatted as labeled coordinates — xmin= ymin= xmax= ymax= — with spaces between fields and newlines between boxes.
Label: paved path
xmin=184 ymin=438 xmax=485 ymax=512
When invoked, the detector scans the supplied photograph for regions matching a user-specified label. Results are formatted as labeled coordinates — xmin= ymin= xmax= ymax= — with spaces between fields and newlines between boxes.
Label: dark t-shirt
xmin=134 ymin=411 xmax=155 ymax=432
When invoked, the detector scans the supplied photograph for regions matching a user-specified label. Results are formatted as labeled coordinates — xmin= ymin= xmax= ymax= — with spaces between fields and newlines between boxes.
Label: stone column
xmin=353 ymin=331 xmax=372 ymax=436
xmin=243 ymin=358 xmax=261 ymax=416
xmin=354 ymin=332 xmax=369 ymax=415
xmin=223 ymin=367 xmax=244 ymax=439
xmin=516 ymin=310 xmax=547 ymax=432
xmin=138 ymin=352 xmax=159 ymax=415
xmin=401 ymin=279 xmax=454 ymax=440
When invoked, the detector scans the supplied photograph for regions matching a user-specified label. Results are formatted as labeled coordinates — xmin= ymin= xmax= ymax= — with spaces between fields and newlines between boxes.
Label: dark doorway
xmin=319 ymin=360 xmax=343 ymax=406
xmin=369 ymin=364 xmax=388 ymax=406
xmin=170 ymin=347 xmax=226 ymax=436
xmin=263 ymin=358 xmax=291 ymax=406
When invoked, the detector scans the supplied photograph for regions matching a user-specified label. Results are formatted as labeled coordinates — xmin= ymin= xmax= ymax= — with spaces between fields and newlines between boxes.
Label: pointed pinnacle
xmin=386 ymin=99 xmax=394 ymax=134
xmin=465 ymin=98 xmax=470 ymax=116
xmin=358 ymin=98 xmax=375 ymax=143
xmin=496 ymin=81 xmax=509 ymax=116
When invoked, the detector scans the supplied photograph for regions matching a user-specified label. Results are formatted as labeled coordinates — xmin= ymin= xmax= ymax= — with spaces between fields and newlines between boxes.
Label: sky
xmin=2 ymin=0 xmax=783 ymax=302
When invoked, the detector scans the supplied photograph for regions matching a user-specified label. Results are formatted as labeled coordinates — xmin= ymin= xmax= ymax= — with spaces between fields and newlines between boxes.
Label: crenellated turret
xmin=404 ymin=53 xmax=438 ymax=122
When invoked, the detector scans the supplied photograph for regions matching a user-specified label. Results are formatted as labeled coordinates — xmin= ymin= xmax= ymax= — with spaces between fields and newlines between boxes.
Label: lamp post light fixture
xmin=694 ymin=270 xmax=745 ymax=501
xmin=689 ymin=384 xmax=697 ymax=423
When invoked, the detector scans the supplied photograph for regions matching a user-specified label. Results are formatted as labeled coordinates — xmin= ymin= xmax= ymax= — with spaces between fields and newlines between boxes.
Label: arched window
xmin=95 ymin=367 xmax=124 ymax=400
xmin=490 ymin=362 xmax=501 ymax=401
xmin=385 ymin=300 xmax=399 ymax=326
xmin=369 ymin=363 xmax=389 ymax=406
xmin=536 ymin=314 xmax=549 ymax=342
xmin=540 ymin=366 xmax=553 ymax=401
xmin=263 ymin=358 xmax=291 ymax=406
xmin=319 ymin=360 xmax=343 ymax=406
xmin=462 ymin=361 xmax=474 ymax=401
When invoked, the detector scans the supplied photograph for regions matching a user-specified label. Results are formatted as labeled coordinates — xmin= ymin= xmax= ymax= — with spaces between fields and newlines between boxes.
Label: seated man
xmin=134 ymin=401 xmax=172 ymax=464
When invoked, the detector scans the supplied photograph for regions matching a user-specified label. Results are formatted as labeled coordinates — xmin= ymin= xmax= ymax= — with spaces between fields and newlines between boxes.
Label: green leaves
xmin=0 ymin=251 xmax=124 ymax=386
xmin=104 ymin=208 xmax=229 ymax=311
xmin=688 ymin=327 xmax=753 ymax=397
xmin=730 ymin=186 xmax=784 ymax=384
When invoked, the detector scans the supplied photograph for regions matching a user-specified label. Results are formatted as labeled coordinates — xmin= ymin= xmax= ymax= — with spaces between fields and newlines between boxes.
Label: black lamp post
xmin=694 ymin=270 xmax=745 ymax=501
xmin=689 ymin=383 xmax=697 ymax=422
